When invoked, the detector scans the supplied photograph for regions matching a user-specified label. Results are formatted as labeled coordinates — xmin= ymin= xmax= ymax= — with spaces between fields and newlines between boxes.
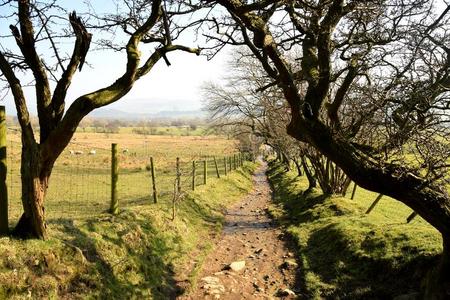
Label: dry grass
xmin=5 ymin=129 xmax=239 ymax=224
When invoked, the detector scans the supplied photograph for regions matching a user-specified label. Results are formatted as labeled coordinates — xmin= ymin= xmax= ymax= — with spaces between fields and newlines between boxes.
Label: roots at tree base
xmin=11 ymin=213 xmax=47 ymax=240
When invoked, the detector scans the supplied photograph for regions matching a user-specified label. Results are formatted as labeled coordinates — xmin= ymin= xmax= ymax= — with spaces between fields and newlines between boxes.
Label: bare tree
xmin=201 ymin=0 xmax=450 ymax=297
xmin=203 ymin=53 xmax=350 ymax=195
xmin=0 ymin=0 xmax=201 ymax=239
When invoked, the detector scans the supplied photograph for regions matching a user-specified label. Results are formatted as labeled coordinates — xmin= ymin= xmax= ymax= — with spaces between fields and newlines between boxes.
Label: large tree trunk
xmin=12 ymin=144 xmax=52 ymax=239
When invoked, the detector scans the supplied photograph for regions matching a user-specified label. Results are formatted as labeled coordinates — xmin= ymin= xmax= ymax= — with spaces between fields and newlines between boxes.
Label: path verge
xmin=180 ymin=161 xmax=298 ymax=299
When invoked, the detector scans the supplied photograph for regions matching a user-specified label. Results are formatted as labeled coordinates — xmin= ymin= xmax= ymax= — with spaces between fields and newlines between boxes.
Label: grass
xmin=266 ymin=160 xmax=442 ymax=299
xmin=5 ymin=129 xmax=238 ymax=223
xmin=0 ymin=162 xmax=257 ymax=299
xmin=78 ymin=125 xmax=210 ymax=136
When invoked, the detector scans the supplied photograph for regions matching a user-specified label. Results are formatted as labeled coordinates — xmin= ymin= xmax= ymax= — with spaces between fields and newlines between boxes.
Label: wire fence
xmin=5 ymin=139 xmax=249 ymax=225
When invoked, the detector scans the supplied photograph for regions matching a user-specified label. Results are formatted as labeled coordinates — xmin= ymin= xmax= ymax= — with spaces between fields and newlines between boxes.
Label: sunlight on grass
xmin=0 ymin=156 xmax=256 ymax=299
xmin=267 ymin=161 xmax=441 ymax=299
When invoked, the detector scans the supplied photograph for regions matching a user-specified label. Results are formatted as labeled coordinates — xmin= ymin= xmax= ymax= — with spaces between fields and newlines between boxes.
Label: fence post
xmin=150 ymin=157 xmax=158 ymax=203
xmin=229 ymin=156 xmax=232 ymax=172
xmin=203 ymin=160 xmax=207 ymax=185
xmin=176 ymin=157 xmax=181 ymax=193
xmin=233 ymin=154 xmax=236 ymax=170
xmin=224 ymin=157 xmax=227 ymax=176
xmin=406 ymin=212 xmax=418 ymax=223
xmin=213 ymin=157 xmax=220 ymax=178
xmin=110 ymin=143 xmax=119 ymax=214
xmin=0 ymin=106 xmax=8 ymax=235
xmin=192 ymin=161 xmax=196 ymax=190
xmin=350 ymin=182 xmax=357 ymax=200
xmin=365 ymin=194 xmax=383 ymax=214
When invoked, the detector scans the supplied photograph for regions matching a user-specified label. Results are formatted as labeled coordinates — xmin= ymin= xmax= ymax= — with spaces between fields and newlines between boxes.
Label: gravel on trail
xmin=178 ymin=161 xmax=298 ymax=300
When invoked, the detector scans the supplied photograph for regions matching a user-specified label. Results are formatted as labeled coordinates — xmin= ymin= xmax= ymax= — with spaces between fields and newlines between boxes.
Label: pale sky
xmin=0 ymin=1 xmax=229 ymax=115
xmin=65 ymin=47 xmax=229 ymax=114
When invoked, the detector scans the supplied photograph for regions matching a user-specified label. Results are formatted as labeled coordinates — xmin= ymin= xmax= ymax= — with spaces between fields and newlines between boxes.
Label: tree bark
xmin=293 ymin=157 xmax=302 ymax=177
xmin=301 ymin=156 xmax=316 ymax=194
xmin=288 ymin=119 xmax=450 ymax=236
xmin=307 ymin=153 xmax=350 ymax=196
xmin=12 ymin=144 xmax=51 ymax=239
xmin=281 ymin=152 xmax=290 ymax=171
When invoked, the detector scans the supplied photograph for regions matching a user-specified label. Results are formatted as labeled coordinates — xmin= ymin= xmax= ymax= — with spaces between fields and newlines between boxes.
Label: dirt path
xmin=179 ymin=162 xmax=298 ymax=299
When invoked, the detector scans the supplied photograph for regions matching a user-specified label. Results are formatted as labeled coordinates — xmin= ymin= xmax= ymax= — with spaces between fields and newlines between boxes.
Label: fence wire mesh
xmin=5 ymin=134 xmax=246 ymax=225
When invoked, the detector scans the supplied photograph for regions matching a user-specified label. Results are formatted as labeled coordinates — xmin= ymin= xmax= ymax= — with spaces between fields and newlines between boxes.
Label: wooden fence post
xmin=233 ymin=154 xmax=236 ymax=170
xmin=229 ymin=156 xmax=232 ymax=172
xmin=406 ymin=212 xmax=418 ymax=223
xmin=224 ymin=157 xmax=227 ymax=176
xmin=192 ymin=161 xmax=196 ymax=190
xmin=203 ymin=160 xmax=207 ymax=185
xmin=350 ymin=182 xmax=357 ymax=200
xmin=213 ymin=157 xmax=220 ymax=178
xmin=150 ymin=157 xmax=158 ymax=203
xmin=365 ymin=194 xmax=383 ymax=214
xmin=176 ymin=157 xmax=181 ymax=193
xmin=0 ymin=106 xmax=8 ymax=235
xmin=110 ymin=143 xmax=119 ymax=214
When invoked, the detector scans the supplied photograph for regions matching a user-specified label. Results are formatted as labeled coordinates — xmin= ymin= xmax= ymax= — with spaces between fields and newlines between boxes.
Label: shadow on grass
xmin=266 ymin=160 xmax=439 ymax=300
xmin=303 ymin=223 xmax=437 ymax=299
xmin=48 ymin=215 xmax=182 ymax=300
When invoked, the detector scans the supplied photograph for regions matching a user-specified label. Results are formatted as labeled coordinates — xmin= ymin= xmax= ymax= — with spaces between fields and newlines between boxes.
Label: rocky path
xmin=179 ymin=162 xmax=298 ymax=299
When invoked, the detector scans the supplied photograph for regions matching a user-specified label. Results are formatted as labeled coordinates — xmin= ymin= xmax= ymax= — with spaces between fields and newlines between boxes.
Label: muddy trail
xmin=179 ymin=162 xmax=298 ymax=299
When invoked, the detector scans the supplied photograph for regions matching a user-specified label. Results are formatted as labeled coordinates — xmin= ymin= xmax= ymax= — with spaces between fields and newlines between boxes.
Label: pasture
xmin=5 ymin=129 xmax=238 ymax=224
xmin=78 ymin=125 xmax=210 ymax=136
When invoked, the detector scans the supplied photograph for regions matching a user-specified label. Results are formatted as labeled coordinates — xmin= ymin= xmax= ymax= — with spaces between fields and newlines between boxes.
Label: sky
xmin=0 ymin=1 xmax=230 ymax=115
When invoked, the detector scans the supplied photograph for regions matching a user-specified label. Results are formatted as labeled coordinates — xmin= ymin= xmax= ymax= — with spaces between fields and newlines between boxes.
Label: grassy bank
xmin=0 ymin=163 xmax=256 ymax=299
xmin=266 ymin=160 xmax=442 ymax=299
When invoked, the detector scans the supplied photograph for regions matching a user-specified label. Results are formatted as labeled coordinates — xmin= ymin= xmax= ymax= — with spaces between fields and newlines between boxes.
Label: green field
xmin=5 ymin=129 xmax=239 ymax=224
xmin=267 ymin=160 xmax=441 ymax=299
xmin=0 ymin=161 xmax=257 ymax=299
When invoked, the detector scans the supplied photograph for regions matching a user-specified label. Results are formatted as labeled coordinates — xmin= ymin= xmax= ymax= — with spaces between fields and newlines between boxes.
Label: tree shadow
xmin=300 ymin=224 xmax=438 ymax=299
xmin=266 ymin=160 xmax=440 ymax=299
xmin=48 ymin=216 xmax=182 ymax=299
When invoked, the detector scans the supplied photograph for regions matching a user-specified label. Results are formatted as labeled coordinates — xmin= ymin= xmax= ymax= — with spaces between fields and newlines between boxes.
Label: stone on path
xmin=280 ymin=259 xmax=298 ymax=270
xmin=225 ymin=260 xmax=246 ymax=272
xmin=201 ymin=276 xmax=220 ymax=285
xmin=201 ymin=276 xmax=225 ymax=295
xmin=277 ymin=288 xmax=296 ymax=297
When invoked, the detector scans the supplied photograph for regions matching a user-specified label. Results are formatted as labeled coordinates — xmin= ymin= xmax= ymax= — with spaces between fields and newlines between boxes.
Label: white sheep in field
xmin=89 ymin=150 xmax=96 ymax=155
xmin=69 ymin=150 xmax=75 ymax=155
xmin=74 ymin=150 xmax=84 ymax=155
